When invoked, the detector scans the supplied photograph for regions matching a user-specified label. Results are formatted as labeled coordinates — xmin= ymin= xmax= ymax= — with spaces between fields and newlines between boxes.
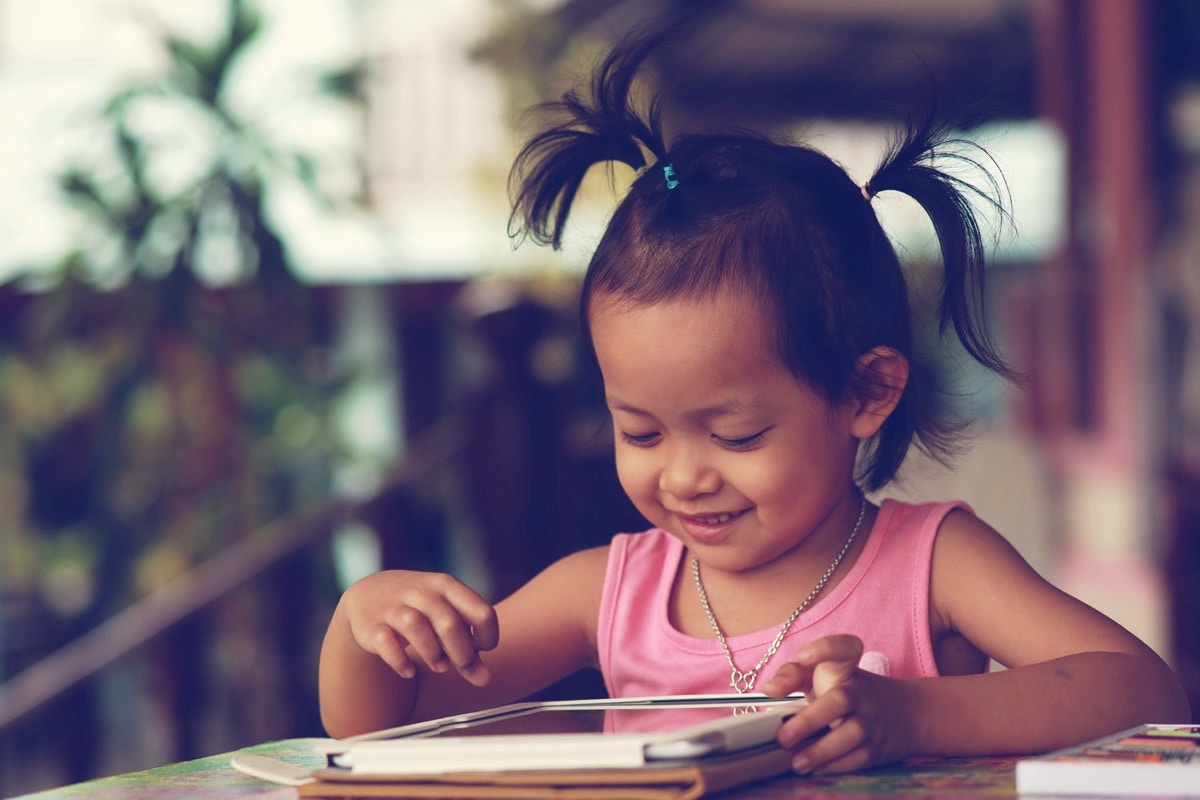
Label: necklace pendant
xmin=730 ymin=669 xmax=756 ymax=694
xmin=695 ymin=494 xmax=868 ymax=703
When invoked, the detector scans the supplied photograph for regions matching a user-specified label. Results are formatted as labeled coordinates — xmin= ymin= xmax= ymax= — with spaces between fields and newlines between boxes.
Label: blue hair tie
xmin=662 ymin=164 xmax=679 ymax=190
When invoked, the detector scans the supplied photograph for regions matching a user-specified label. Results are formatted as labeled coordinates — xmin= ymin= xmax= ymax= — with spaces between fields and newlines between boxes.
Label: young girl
xmin=319 ymin=35 xmax=1189 ymax=773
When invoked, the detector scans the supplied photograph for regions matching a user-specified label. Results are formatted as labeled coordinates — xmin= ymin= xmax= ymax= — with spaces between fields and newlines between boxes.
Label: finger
xmin=365 ymin=622 xmax=418 ymax=679
xmin=795 ymin=634 xmax=864 ymax=667
xmin=430 ymin=612 xmax=494 ymax=687
xmin=776 ymin=690 xmax=852 ymax=748
xmin=386 ymin=604 xmax=453 ymax=673
xmin=396 ymin=593 xmax=493 ymax=684
xmin=455 ymin=657 xmax=493 ymax=687
xmin=796 ymin=636 xmax=864 ymax=698
xmin=759 ymin=661 xmax=813 ymax=697
xmin=813 ymin=747 xmax=873 ymax=775
xmin=790 ymin=715 xmax=869 ymax=775
xmin=437 ymin=577 xmax=501 ymax=651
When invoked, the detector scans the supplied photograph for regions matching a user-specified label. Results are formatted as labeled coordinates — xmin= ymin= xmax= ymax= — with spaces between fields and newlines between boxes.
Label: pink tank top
xmin=596 ymin=498 xmax=971 ymax=697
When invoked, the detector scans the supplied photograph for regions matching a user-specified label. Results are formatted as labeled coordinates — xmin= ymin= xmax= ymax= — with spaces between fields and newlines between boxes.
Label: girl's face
xmin=589 ymin=287 xmax=868 ymax=577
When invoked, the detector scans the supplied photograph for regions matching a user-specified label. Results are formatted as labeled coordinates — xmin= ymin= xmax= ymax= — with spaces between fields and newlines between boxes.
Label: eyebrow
xmin=606 ymin=398 xmax=763 ymax=417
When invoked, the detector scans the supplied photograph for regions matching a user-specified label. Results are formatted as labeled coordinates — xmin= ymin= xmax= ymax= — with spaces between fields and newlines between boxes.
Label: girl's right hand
xmin=340 ymin=570 xmax=499 ymax=687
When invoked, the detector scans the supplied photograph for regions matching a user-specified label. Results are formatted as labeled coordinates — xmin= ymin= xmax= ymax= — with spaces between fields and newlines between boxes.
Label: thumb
xmin=796 ymin=635 xmax=864 ymax=697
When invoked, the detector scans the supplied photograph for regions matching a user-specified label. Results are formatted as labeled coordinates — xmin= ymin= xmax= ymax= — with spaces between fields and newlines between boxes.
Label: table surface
xmin=13 ymin=738 xmax=1034 ymax=799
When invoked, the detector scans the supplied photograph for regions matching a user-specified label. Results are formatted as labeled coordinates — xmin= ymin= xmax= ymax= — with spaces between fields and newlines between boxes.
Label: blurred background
xmin=0 ymin=0 xmax=1198 ymax=794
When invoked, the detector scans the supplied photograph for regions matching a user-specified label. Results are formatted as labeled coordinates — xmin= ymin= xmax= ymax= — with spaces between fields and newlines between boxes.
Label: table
xmin=13 ymin=740 xmax=1024 ymax=799
xmin=13 ymin=740 xmax=325 ymax=800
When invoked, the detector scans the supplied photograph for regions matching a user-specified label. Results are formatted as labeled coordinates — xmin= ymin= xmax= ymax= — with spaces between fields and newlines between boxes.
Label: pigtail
xmin=866 ymin=117 xmax=1018 ymax=382
xmin=508 ymin=31 xmax=672 ymax=250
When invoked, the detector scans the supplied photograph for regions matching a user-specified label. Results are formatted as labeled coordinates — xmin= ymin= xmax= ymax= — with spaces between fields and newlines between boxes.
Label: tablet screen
xmin=402 ymin=697 xmax=797 ymax=739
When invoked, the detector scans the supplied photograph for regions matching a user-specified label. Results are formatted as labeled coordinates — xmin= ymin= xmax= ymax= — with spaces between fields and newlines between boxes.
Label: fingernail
xmin=464 ymin=664 xmax=492 ymax=685
xmin=792 ymin=755 xmax=811 ymax=774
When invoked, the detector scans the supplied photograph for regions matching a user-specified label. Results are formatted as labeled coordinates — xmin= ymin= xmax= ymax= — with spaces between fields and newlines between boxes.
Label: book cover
xmin=297 ymin=745 xmax=796 ymax=800
xmin=1015 ymin=723 xmax=1200 ymax=796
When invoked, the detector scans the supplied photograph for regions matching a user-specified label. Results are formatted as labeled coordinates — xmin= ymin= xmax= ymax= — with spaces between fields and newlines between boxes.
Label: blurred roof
xmin=484 ymin=0 xmax=1035 ymax=127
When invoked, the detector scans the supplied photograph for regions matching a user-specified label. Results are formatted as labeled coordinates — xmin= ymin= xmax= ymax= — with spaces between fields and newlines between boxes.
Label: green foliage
xmin=0 ymin=0 xmax=362 ymax=636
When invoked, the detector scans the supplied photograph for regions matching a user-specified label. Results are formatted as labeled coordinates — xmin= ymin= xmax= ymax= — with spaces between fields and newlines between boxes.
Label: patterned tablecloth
xmin=15 ymin=739 xmax=1021 ymax=799
xmin=14 ymin=739 xmax=328 ymax=800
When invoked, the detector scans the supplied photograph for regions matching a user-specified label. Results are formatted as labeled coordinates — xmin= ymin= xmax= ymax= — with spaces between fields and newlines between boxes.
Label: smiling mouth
xmin=681 ymin=509 xmax=748 ymax=525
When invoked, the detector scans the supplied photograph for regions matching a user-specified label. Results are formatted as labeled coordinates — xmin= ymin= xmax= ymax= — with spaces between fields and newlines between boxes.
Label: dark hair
xmin=508 ymin=32 xmax=1017 ymax=491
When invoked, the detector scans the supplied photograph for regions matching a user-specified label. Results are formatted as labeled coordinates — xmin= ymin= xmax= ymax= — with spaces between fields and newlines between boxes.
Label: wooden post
xmin=1030 ymin=0 xmax=1169 ymax=654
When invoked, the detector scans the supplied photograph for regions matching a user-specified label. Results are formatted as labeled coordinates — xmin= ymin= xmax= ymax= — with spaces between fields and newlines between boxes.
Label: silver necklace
xmin=691 ymin=495 xmax=867 ymax=693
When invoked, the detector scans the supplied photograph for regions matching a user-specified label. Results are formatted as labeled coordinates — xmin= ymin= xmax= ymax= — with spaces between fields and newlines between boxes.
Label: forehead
xmin=589 ymin=288 xmax=786 ymax=383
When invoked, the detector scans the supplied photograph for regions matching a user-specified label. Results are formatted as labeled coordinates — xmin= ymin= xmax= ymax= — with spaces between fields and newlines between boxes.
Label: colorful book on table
xmin=1016 ymin=723 xmax=1200 ymax=796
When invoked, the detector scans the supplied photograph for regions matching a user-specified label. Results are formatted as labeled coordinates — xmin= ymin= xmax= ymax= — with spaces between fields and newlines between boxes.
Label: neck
xmin=684 ymin=493 xmax=871 ymax=636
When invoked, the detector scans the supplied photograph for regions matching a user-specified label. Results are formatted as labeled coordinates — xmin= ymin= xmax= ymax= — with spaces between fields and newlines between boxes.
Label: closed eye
xmin=714 ymin=428 xmax=770 ymax=450
xmin=620 ymin=431 xmax=661 ymax=447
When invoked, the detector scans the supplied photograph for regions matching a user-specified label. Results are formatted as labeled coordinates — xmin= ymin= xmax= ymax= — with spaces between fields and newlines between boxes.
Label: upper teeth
xmin=700 ymin=513 xmax=733 ymax=524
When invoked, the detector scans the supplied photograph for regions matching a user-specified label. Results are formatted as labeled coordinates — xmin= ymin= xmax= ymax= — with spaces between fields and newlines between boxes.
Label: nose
xmin=658 ymin=442 xmax=721 ymax=499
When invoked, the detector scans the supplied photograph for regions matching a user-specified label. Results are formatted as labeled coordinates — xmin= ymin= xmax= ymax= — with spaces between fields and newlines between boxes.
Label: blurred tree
xmin=0 ymin=0 xmax=369 ymax=778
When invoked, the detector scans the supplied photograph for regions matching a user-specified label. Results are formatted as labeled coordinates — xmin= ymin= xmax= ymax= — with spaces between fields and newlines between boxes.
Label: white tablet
xmin=316 ymin=694 xmax=806 ymax=775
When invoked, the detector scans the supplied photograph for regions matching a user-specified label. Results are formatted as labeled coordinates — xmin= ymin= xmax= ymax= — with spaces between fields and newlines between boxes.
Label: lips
xmin=692 ymin=512 xmax=738 ymax=525
xmin=675 ymin=508 xmax=750 ymax=541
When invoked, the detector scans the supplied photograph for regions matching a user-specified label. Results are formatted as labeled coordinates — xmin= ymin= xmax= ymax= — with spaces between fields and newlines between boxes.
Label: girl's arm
xmin=318 ymin=545 xmax=608 ymax=739
xmin=764 ymin=511 xmax=1190 ymax=772
xmin=911 ymin=511 xmax=1188 ymax=753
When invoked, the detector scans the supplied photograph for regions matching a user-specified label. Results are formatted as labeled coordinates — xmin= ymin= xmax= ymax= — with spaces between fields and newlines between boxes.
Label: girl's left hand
xmin=759 ymin=634 xmax=916 ymax=774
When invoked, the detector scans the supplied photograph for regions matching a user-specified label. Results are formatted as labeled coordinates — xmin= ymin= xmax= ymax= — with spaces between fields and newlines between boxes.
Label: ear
xmin=848 ymin=346 xmax=909 ymax=440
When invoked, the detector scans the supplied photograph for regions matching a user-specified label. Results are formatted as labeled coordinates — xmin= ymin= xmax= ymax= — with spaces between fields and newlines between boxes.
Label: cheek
xmin=732 ymin=448 xmax=826 ymax=509
xmin=733 ymin=460 xmax=791 ymax=507
xmin=614 ymin=448 xmax=656 ymax=500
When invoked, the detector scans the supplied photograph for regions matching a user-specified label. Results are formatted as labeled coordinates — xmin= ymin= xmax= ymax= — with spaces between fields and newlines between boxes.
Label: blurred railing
xmin=0 ymin=285 xmax=651 ymax=797
xmin=0 ymin=418 xmax=464 ymax=737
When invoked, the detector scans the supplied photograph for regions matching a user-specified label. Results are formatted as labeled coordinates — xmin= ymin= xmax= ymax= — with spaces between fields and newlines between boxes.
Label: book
xmin=1015 ymin=723 xmax=1200 ymax=796
xmin=296 ymin=745 xmax=795 ymax=799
